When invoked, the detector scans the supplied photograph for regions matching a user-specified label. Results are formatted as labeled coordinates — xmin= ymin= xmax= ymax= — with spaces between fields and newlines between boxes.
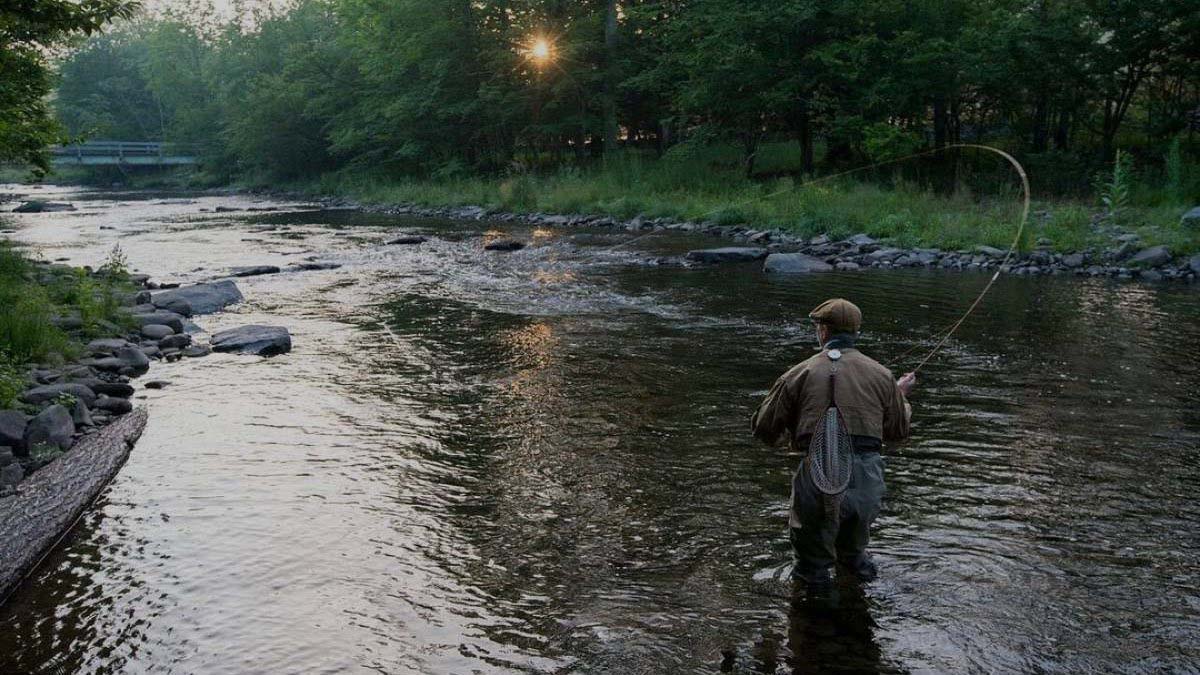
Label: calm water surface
xmin=1 ymin=186 xmax=1198 ymax=674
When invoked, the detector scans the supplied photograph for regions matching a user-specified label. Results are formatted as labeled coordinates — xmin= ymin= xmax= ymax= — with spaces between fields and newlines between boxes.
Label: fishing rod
xmin=603 ymin=143 xmax=1032 ymax=372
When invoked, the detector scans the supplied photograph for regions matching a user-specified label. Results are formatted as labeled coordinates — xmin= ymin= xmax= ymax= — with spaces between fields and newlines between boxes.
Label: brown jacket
xmin=751 ymin=347 xmax=910 ymax=451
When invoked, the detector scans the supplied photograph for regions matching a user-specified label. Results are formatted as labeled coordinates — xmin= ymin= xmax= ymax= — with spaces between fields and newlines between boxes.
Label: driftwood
xmin=0 ymin=408 xmax=147 ymax=603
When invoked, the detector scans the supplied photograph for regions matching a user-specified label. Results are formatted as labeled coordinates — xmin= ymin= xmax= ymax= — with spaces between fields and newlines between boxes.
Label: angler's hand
xmin=897 ymin=372 xmax=917 ymax=396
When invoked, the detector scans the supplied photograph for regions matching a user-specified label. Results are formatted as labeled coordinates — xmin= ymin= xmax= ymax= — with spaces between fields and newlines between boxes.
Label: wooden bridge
xmin=50 ymin=141 xmax=198 ymax=166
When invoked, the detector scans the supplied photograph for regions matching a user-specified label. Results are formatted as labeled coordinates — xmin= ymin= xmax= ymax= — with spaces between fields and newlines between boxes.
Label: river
xmin=1 ymin=186 xmax=1198 ymax=674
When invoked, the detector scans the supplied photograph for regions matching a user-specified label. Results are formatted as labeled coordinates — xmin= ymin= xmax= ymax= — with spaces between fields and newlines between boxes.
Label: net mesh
xmin=807 ymin=405 xmax=853 ymax=524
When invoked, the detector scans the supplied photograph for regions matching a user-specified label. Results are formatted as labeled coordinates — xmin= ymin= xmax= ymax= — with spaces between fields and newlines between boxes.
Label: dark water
xmin=1 ymin=186 xmax=1198 ymax=673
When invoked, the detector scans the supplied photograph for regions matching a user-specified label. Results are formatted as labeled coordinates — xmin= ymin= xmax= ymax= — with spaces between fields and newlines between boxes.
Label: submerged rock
xmin=484 ymin=238 xmax=525 ymax=251
xmin=685 ymin=247 xmax=769 ymax=263
xmin=211 ymin=325 xmax=292 ymax=356
xmin=228 ymin=265 xmax=281 ymax=277
xmin=13 ymin=201 xmax=76 ymax=213
xmin=152 ymin=280 xmax=243 ymax=315
xmin=763 ymin=253 xmax=833 ymax=274
xmin=386 ymin=235 xmax=427 ymax=245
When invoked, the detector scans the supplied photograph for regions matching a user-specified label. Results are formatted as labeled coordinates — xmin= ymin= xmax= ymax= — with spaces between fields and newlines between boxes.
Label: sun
xmin=527 ymin=37 xmax=553 ymax=64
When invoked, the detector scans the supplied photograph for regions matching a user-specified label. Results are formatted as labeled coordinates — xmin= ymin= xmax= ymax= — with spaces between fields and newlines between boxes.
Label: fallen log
xmin=0 ymin=408 xmax=147 ymax=604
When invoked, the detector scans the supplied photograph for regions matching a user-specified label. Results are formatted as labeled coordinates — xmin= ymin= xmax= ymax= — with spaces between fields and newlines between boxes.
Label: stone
xmin=386 ymin=235 xmax=427 ymax=245
xmin=183 ymin=345 xmax=212 ymax=358
xmin=131 ymin=311 xmax=186 ymax=334
xmin=23 ymin=404 xmax=74 ymax=452
xmin=0 ymin=447 xmax=11 ymax=466
xmin=151 ymin=280 xmax=243 ymax=315
xmin=868 ymin=247 xmax=905 ymax=261
xmin=228 ymin=265 xmax=281 ymax=277
xmin=154 ymin=296 xmax=193 ymax=316
xmin=211 ymin=325 xmax=292 ymax=356
xmin=1128 ymin=245 xmax=1172 ymax=268
xmin=975 ymin=245 xmax=1006 ymax=257
xmin=0 ymin=411 xmax=29 ymax=453
xmin=914 ymin=251 xmax=939 ymax=265
xmin=1181 ymin=206 xmax=1200 ymax=229
xmin=1062 ymin=252 xmax=1086 ymax=268
xmin=685 ymin=247 xmax=769 ymax=263
xmin=287 ymin=262 xmax=342 ymax=272
xmin=1189 ymin=255 xmax=1200 ymax=275
xmin=0 ymin=462 xmax=22 ymax=488
xmin=836 ymin=262 xmax=862 ymax=271
xmin=762 ymin=253 xmax=834 ymax=274
xmin=20 ymin=383 xmax=97 ymax=407
xmin=12 ymin=200 xmax=76 ymax=213
xmin=87 ymin=381 xmax=134 ymax=398
xmin=141 ymin=324 xmax=175 ymax=340
xmin=484 ymin=238 xmax=525 ymax=251
xmin=809 ymin=234 xmax=830 ymax=246
xmin=90 ymin=346 xmax=150 ymax=377
xmin=158 ymin=333 xmax=192 ymax=350
xmin=144 ymin=380 xmax=170 ymax=389
xmin=71 ymin=399 xmax=93 ymax=427
xmin=1116 ymin=233 xmax=1141 ymax=243
xmin=1139 ymin=269 xmax=1163 ymax=282
xmin=93 ymin=396 xmax=133 ymax=415
xmin=845 ymin=234 xmax=876 ymax=246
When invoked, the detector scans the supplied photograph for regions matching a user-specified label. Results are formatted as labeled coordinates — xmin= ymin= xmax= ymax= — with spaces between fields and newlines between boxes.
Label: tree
xmin=0 ymin=0 xmax=138 ymax=174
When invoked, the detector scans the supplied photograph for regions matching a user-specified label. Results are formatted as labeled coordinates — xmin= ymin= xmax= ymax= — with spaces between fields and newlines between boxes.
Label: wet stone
xmin=484 ymin=239 xmax=525 ymax=252
xmin=762 ymin=253 xmax=833 ymax=274
xmin=685 ymin=247 xmax=768 ymax=264
xmin=141 ymin=324 xmax=175 ymax=340
xmin=211 ymin=325 xmax=292 ymax=357
xmin=20 ymin=383 xmax=97 ymax=407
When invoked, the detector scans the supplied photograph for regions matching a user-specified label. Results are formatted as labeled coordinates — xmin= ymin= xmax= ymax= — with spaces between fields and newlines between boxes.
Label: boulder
xmin=151 ymin=280 xmax=243 ymax=315
xmin=1189 ymin=255 xmax=1200 ymax=275
xmin=836 ymin=262 xmax=862 ymax=271
xmin=846 ymin=234 xmax=876 ymax=246
xmin=228 ymin=265 xmax=281 ymax=277
xmin=685 ymin=247 xmax=769 ymax=263
xmin=1062 ymin=252 xmax=1086 ymax=268
xmin=144 ymin=380 xmax=170 ymax=390
xmin=141 ymin=324 xmax=175 ymax=340
xmin=484 ymin=238 xmax=525 ymax=251
xmin=131 ymin=311 xmax=186 ymax=334
xmin=20 ymin=382 xmax=97 ymax=407
xmin=1181 ymin=206 xmax=1200 ymax=230
xmin=23 ymin=404 xmax=74 ymax=452
xmin=71 ymin=399 xmax=93 ymax=427
xmin=387 ymin=235 xmax=427 ymax=245
xmin=183 ymin=345 xmax=212 ymax=358
xmin=13 ymin=200 xmax=76 ymax=213
xmin=93 ymin=396 xmax=133 ymax=415
xmin=154 ymin=296 xmax=193 ymax=317
xmin=763 ymin=253 xmax=834 ymax=274
xmin=1128 ymin=245 xmax=1172 ymax=268
xmin=91 ymin=346 xmax=150 ymax=377
xmin=211 ymin=325 xmax=292 ymax=356
xmin=868 ymin=247 xmax=905 ymax=261
xmin=975 ymin=245 xmax=1007 ymax=257
xmin=0 ymin=461 xmax=22 ymax=491
xmin=159 ymin=333 xmax=192 ymax=350
xmin=0 ymin=411 xmax=29 ymax=453
xmin=87 ymin=381 xmax=135 ymax=398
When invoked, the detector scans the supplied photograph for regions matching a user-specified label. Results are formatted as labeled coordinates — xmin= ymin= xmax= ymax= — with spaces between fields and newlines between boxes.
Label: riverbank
xmin=257 ymin=183 xmax=1200 ymax=283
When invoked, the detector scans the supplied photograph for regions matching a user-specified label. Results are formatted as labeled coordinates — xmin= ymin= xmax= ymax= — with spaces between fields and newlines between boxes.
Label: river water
xmin=1 ymin=186 xmax=1198 ymax=674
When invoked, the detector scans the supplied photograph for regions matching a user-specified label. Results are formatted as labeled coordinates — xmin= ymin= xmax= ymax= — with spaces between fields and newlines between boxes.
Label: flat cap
xmin=808 ymin=298 xmax=862 ymax=333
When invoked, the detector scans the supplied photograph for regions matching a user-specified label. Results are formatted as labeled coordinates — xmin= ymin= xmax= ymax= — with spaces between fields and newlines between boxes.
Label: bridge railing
xmin=49 ymin=141 xmax=199 ymax=165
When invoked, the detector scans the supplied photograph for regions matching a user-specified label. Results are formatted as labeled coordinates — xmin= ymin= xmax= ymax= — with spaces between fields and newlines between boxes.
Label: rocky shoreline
xmin=0 ymin=265 xmax=292 ymax=499
xmin=291 ymin=194 xmax=1200 ymax=282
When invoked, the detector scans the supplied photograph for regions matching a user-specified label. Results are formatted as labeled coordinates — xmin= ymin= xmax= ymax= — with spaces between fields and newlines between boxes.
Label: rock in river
xmin=12 ymin=201 xmax=76 ymax=213
xmin=23 ymin=404 xmax=74 ymax=453
xmin=90 ymin=346 xmax=151 ymax=377
xmin=685 ymin=247 xmax=769 ymax=263
xmin=484 ymin=238 xmax=525 ymax=251
xmin=152 ymin=280 xmax=243 ymax=315
xmin=211 ymin=325 xmax=292 ymax=356
xmin=93 ymin=396 xmax=133 ymax=415
xmin=228 ymin=265 xmax=281 ymax=277
xmin=387 ymin=235 xmax=427 ymax=245
xmin=763 ymin=253 xmax=833 ymax=274
xmin=141 ymin=324 xmax=175 ymax=340
xmin=131 ymin=310 xmax=186 ymax=334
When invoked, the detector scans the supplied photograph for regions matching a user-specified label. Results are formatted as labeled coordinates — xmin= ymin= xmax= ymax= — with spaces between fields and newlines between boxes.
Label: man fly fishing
xmin=751 ymin=298 xmax=916 ymax=588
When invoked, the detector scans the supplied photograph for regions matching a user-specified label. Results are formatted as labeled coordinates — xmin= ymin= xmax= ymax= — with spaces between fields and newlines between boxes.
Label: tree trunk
xmin=799 ymin=108 xmax=814 ymax=174
xmin=933 ymin=97 xmax=946 ymax=148
xmin=0 ymin=409 xmax=148 ymax=604
xmin=602 ymin=0 xmax=619 ymax=155
xmin=1032 ymin=93 xmax=1049 ymax=152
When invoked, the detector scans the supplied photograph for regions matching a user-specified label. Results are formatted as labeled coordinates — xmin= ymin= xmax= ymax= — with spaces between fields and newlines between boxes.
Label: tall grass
xmin=293 ymin=143 xmax=1199 ymax=254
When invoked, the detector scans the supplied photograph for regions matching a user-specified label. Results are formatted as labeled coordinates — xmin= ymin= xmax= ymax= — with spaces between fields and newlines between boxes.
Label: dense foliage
xmin=43 ymin=0 xmax=1200 ymax=200
xmin=1 ymin=0 xmax=138 ymax=175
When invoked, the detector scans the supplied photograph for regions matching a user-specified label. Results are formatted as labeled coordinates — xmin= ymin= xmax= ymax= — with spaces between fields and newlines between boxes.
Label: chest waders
xmin=806 ymin=349 xmax=853 ymax=525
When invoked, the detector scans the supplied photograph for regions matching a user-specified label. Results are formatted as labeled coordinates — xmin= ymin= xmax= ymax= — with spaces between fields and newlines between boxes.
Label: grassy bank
xmin=0 ymin=241 xmax=134 ymax=407
xmin=288 ymin=154 xmax=1198 ymax=255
